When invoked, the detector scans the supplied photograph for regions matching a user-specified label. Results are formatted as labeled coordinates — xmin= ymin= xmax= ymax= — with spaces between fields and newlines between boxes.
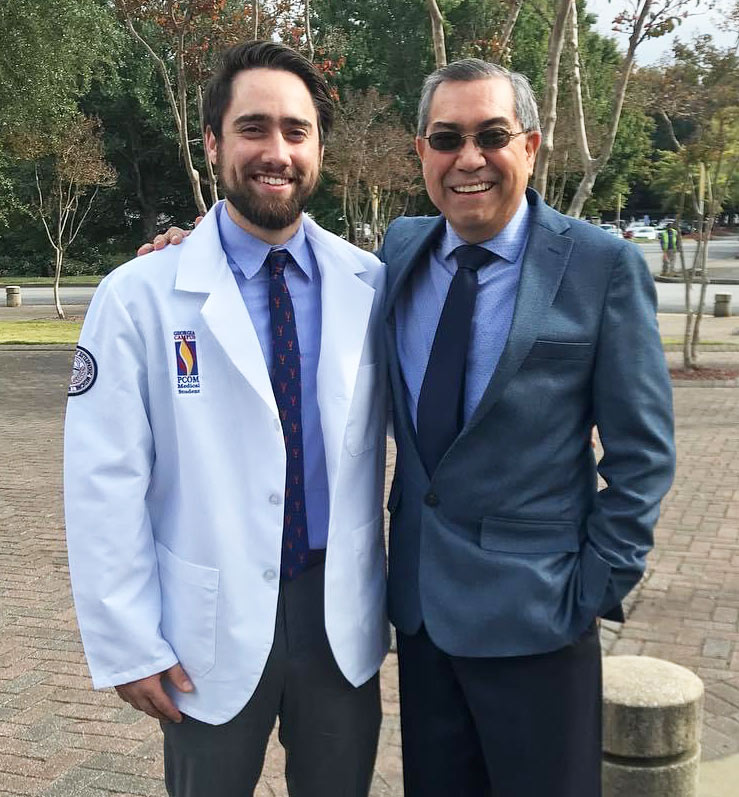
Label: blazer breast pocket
xmin=525 ymin=340 xmax=593 ymax=362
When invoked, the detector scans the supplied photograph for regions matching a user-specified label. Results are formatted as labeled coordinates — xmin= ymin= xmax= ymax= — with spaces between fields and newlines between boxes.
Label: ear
xmin=318 ymin=143 xmax=324 ymax=169
xmin=204 ymin=126 xmax=218 ymax=166
xmin=415 ymin=136 xmax=426 ymax=162
xmin=525 ymin=130 xmax=542 ymax=174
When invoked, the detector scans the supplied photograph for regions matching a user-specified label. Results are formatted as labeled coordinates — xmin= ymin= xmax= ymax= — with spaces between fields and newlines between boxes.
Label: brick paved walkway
xmin=1 ymin=347 xmax=737 ymax=795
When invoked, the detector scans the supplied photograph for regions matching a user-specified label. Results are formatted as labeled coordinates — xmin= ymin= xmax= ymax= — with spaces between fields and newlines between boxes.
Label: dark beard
xmin=223 ymin=171 xmax=317 ymax=231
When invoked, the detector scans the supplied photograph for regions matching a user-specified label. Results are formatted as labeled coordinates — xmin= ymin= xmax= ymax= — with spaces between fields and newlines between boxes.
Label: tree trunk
xmin=342 ymin=179 xmax=350 ymax=240
xmin=498 ymin=0 xmax=525 ymax=56
xmin=691 ymin=226 xmax=711 ymax=363
xmin=122 ymin=13 xmax=207 ymax=215
xmin=176 ymin=36 xmax=208 ymax=215
xmin=198 ymin=85 xmax=219 ymax=205
xmin=532 ymin=0 xmax=571 ymax=196
xmin=53 ymin=247 xmax=65 ymax=320
xmin=425 ymin=0 xmax=447 ymax=67
xmin=566 ymin=0 xmax=653 ymax=217
xmin=305 ymin=0 xmax=314 ymax=61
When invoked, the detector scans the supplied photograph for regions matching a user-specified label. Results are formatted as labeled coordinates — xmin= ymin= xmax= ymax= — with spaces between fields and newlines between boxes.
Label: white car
xmin=628 ymin=225 xmax=657 ymax=241
xmin=600 ymin=223 xmax=623 ymax=238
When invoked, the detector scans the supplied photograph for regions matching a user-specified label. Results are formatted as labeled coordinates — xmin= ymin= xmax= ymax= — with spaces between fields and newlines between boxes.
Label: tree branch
xmin=425 ymin=0 xmax=447 ymax=67
xmin=532 ymin=0 xmax=571 ymax=195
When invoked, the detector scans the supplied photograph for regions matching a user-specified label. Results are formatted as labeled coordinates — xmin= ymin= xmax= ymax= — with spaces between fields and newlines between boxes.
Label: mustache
xmin=243 ymin=166 xmax=302 ymax=181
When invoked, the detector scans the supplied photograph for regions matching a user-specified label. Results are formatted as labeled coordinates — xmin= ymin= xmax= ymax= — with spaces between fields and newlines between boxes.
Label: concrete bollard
xmin=5 ymin=285 xmax=21 ymax=307
xmin=602 ymin=656 xmax=703 ymax=797
xmin=714 ymin=293 xmax=732 ymax=317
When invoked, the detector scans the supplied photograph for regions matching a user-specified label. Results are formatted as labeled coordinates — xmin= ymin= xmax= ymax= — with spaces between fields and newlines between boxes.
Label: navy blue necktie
xmin=266 ymin=249 xmax=311 ymax=580
xmin=416 ymin=245 xmax=496 ymax=476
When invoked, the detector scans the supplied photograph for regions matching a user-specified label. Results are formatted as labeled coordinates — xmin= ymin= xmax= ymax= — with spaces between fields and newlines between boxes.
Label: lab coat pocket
xmin=346 ymin=364 xmax=381 ymax=456
xmin=156 ymin=541 xmax=219 ymax=678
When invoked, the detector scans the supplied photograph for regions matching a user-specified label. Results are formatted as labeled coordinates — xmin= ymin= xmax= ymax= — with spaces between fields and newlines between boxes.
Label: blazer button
xmin=424 ymin=492 xmax=439 ymax=507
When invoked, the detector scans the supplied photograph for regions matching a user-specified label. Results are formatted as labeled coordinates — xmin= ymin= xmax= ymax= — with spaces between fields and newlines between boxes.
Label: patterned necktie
xmin=416 ymin=245 xmax=496 ymax=476
xmin=267 ymin=249 xmax=311 ymax=580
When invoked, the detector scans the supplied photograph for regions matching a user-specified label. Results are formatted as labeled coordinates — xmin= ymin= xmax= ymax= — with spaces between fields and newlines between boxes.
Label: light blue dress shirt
xmin=217 ymin=202 xmax=329 ymax=550
xmin=395 ymin=196 xmax=531 ymax=427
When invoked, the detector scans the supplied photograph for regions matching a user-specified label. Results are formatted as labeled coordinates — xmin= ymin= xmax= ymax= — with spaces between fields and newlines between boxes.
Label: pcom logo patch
xmin=174 ymin=330 xmax=200 ymax=394
xmin=68 ymin=346 xmax=98 ymax=397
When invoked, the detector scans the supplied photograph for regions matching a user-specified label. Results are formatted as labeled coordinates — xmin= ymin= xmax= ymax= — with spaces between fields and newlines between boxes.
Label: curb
xmin=655 ymin=276 xmax=739 ymax=285
xmin=663 ymin=344 xmax=739 ymax=352
xmin=0 ymin=345 xmax=76 ymax=351
xmin=672 ymin=379 xmax=738 ymax=387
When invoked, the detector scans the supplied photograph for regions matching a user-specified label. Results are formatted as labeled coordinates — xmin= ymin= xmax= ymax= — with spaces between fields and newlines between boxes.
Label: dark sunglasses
xmin=424 ymin=128 xmax=529 ymax=152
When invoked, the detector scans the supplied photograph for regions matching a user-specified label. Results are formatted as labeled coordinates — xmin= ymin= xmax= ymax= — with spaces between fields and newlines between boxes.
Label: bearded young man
xmin=64 ymin=41 xmax=388 ymax=797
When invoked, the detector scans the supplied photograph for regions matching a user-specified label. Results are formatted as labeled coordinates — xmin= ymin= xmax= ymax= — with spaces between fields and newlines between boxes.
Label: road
xmin=11 ymin=283 xmax=738 ymax=316
xmin=7 ymin=236 xmax=739 ymax=314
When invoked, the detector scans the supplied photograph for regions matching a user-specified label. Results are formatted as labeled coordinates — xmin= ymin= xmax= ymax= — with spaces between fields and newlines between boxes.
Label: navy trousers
xmin=397 ymin=623 xmax=602 ymax=797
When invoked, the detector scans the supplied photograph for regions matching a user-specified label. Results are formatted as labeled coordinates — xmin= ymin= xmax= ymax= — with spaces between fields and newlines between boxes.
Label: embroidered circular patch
xmin=68 ymin=346 xmax=98 ymax=397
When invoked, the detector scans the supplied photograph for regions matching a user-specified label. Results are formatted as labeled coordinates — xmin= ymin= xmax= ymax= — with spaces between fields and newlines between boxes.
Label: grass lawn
xmin=0 ymin=320 xmax=81 ymax=345
xmin=0 ymin=276 xmax=103 ymax=287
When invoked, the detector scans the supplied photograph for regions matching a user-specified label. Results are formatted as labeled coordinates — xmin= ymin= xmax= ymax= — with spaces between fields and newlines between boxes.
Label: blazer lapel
xmin=383 ymin=216 xmax=446 ymax=481
xmin=175 ymin=204 xmax=277 ymax=416
xmin=464 ymin=202 xmax=573 ymax=435
xmin=384 ymin=216 xmax=445 ymax=319
xmin=304 ymin=218 xmax=376 ymax=499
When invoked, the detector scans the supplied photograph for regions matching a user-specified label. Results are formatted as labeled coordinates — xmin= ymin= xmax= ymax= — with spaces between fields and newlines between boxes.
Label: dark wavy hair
xmin=203 ymin=40 xmax=334 ymax=143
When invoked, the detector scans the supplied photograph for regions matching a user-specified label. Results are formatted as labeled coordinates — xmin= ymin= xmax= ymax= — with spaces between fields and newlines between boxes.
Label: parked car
xmin=599 ymin=223 xmax=623 ymax=238
xmin=627 ymin=225 xmax=658 ymax=241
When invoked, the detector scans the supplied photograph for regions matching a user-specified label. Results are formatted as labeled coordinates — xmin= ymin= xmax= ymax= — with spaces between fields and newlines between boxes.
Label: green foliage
xmin=0 ymin=0 xmax=122 ymax=142
xmin=313 ymin=0 xmax=435 ymax=126
xmin=78 ymin=38 xmax=194 ymax=248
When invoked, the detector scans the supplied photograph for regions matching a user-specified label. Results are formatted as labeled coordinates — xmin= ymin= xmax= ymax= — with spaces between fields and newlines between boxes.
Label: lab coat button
xmin=263 ymin=569 xmax=277 ymax=581
xmin=269 ymin=494 xmax=282 ymax=505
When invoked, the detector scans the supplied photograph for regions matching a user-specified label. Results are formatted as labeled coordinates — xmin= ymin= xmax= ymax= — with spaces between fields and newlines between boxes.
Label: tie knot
xmin=266 ymin=248 xmax=291 ymax=277
xmin=454 ymin=245 xmax=495 ymax=272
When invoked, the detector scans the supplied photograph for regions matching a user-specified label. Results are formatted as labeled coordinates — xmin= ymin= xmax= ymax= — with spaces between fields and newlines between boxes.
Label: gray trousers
xmin=161 ymin=563 xmax=382 ymax=797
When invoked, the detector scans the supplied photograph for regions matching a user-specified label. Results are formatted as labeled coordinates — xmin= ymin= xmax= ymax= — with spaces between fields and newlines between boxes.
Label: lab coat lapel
xmin=174 ymin=204 xmax=277 ymax=416
xmin=304 ymin=217 xmax=375 ymax=501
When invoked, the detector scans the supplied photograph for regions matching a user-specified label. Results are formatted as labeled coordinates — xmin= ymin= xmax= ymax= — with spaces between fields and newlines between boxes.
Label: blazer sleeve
xmin=64 ymin=278 xmax=178 ymax=688
xmin=588 ymin=243 xmax=676 ymax=620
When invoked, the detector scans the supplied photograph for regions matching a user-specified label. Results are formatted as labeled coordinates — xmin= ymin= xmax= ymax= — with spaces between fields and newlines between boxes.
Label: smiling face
xmin=205 ymin=67 xmax=323 ymax=244
xmin=416 ymin=76 xmax=541 ymax=243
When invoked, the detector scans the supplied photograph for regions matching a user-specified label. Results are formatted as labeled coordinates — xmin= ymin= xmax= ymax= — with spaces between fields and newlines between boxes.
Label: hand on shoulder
xmin=136 ymin=217 xmax=202 ymax=257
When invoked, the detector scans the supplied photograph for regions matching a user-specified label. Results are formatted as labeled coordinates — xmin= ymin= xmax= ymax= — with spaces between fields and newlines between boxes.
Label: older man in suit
xmin=378 ymin=59 xmax=675 ymax=796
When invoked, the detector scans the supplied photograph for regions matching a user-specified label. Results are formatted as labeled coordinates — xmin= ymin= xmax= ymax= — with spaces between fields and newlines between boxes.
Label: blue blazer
xmin=379 ymin=189 xmax=675 ymax=657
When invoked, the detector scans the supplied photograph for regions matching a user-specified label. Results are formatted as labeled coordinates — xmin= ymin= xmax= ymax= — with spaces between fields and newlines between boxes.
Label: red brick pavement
xmin=0 ymin=348 xmax=737 ymax=795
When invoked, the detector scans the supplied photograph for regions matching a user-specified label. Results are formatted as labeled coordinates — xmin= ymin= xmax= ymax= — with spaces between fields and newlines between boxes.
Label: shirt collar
xmin=216 ymin=200 xmax=313 ymax=280
xmin=439 ymin=194 xmax=530 ymax=269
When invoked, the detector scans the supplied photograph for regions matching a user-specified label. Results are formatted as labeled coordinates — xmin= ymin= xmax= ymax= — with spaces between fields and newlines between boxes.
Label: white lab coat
xmin=64 ymin=205 xmax=389 ymax=724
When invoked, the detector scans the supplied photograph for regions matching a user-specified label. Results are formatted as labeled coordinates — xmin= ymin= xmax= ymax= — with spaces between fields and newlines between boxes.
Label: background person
xmin=660 ymin=220 xmax=679 ymax=275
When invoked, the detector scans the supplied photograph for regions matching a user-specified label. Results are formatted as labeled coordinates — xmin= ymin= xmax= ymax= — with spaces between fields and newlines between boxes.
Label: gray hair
xmin=416 ymin=58 xmax=540 ymax=137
